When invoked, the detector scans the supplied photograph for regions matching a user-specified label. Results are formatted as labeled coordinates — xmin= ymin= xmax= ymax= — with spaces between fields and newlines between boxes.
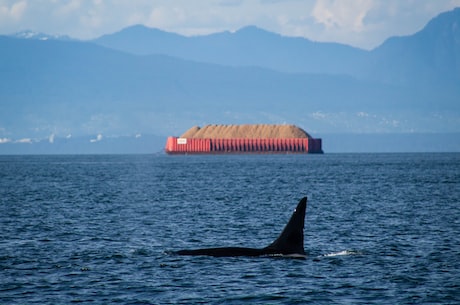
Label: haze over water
xmin=1 ymin=153 xmax=459 ymax=304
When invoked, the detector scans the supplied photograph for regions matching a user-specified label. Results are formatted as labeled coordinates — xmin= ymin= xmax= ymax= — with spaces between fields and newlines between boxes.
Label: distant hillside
xmin=2 ymin=36 xmax=413 ymax=137
xmin=364 ymin=7 xmax=460 ymax=86
xmin=94 ymin=25 xmax=366 ymax=76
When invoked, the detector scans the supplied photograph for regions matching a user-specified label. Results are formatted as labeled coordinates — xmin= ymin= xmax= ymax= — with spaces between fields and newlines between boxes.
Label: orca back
xmin=175 ymin=197 xmax=307 ymax=258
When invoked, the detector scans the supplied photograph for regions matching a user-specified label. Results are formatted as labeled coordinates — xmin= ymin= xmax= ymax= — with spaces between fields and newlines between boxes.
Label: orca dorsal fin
xmin=264 ymin=197 xmax=307 ymax=255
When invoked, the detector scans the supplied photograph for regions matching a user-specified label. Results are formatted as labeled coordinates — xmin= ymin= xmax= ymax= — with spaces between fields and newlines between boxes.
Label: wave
xmin=321 ymin=250 xmax=361 ymax=257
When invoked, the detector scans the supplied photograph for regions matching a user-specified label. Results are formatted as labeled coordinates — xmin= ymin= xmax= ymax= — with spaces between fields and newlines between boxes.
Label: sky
xmin=0 ymin=0 xmax=459 ymax=49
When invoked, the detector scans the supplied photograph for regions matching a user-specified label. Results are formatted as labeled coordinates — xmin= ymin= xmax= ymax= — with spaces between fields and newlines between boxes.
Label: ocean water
xmin=1 ymin=153 xmax=459 ymax=304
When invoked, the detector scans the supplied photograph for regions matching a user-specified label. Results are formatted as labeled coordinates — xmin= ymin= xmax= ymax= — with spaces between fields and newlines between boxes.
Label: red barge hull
xmin=165 ymin=137 xmax=323 ymax=154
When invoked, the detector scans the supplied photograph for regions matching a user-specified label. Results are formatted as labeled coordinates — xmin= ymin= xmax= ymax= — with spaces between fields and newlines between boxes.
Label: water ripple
xmin=1 ymin=153 xmax=459 ymax=304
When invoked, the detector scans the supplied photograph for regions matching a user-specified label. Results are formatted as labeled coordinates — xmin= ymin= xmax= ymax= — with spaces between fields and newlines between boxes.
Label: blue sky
xmin=0 ymin=0 xmax=459 ymax=49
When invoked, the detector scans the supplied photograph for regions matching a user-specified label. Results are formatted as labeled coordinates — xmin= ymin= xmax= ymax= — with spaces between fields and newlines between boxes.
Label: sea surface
xmin=1 ymin=153 xmax=459 ymax=304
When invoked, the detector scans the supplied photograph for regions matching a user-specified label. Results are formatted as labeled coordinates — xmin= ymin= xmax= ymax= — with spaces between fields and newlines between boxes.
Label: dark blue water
xmin=1 ymin=153 xmax=459 ymax=304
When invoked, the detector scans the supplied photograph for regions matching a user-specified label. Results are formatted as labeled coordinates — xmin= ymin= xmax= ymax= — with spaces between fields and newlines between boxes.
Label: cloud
xmin=90 ymin=133 xmax=103 ymax=143
xmin=311 ymin=0 xmax=374 ymax=32
xmin=49 ymin=133 xmax=55 ymax=143
xmin=311 ymin=111 xmax=327 ymax=120
xmin=0 ymin=137 xmax=12 ymax=144
xmin=53 ymin=0 xmax=81 ymax=17
xmin=357 ymin=111 xmax=370 ymax=118
xmin=15 ymin=138 xmax=32 ymax=143
xmin=0 ymin=0 xmax=27 ymax=20
xmin=309 ymin=0 xmax=460 ymax=48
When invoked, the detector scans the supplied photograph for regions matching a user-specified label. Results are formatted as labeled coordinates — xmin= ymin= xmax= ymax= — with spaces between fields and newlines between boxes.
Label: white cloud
xmin=0 ymin=0 xmax=27 ymax=34
xmin=0 ymin=137 xmax=12 ymax=144
xmin=90 ymin=133 xmax=103 ymax=143
xmin=310 ymin=0 xmax=460 ymax=48
xmin=0 ymin=0 xmax=27 ymax=20
xmin=357 ymin=111 xmax=370 ymax=118
xmin=53 ymin=0 xmax=81 ymax=17
xmin=16 ymin=138 xmax=32 ymax=143
xmin=49 ymin=133 xmax=55 ymax=143
xmin=311 ymin=111 xmax=327 ymax=120
xmin=312 ymin=0 xmax=374 ymax=31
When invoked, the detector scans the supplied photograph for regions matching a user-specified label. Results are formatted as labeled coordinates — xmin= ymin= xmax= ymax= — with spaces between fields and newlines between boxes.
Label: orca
xmin=175 ymin=197 xmax=307 ymax=258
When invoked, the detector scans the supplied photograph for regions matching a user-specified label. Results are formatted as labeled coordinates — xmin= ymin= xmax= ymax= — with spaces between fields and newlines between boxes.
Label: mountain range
xmin=94 ymin=8 xmax=460 ymax=88
xmin=0 ymin=8 xmax=459 ymax=153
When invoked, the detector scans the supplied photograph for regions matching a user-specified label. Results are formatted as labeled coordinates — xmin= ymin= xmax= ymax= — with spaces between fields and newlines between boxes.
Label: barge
xmin=165 ymin=124 xmax=323 ymax=154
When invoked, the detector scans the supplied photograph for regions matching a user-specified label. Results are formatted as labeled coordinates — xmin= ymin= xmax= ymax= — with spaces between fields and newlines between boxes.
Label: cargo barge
xmin=165 ymin=124 xmax=323 ymax=154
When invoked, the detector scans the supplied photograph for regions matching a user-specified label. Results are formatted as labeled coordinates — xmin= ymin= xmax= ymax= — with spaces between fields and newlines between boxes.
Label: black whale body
xmin=176 ymin=197 xmax=307 ymax=258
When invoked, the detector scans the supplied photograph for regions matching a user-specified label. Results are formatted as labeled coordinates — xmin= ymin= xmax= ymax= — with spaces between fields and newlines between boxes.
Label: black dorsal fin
xmin=264 ymin=197 xmax=307 ymax=255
